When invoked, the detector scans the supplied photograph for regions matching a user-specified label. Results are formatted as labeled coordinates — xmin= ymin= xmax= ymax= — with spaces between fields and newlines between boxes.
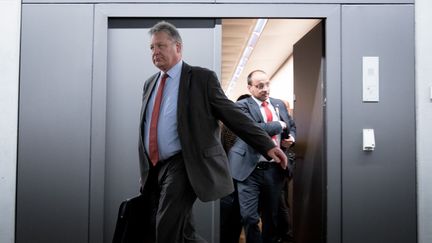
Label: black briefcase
xmin=112 ymin=194 xmax=153 ymax=243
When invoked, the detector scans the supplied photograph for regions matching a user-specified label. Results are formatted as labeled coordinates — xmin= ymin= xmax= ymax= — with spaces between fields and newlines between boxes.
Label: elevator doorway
xmin=103 ymin=18 xmax=221 ymax=242
xmin=101 ymin=17 xmax=326 ymax=243
xmin=221 ymin=19 xmax=325 ymax=243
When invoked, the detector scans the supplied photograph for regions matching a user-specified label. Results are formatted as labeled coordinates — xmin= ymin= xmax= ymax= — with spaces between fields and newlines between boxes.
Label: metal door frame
xmin=91 ymin=4 xmax=341 ymax=243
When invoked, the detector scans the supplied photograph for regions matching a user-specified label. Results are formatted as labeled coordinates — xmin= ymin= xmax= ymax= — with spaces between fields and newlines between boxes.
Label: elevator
xmin=17 ymin=2 xmax=415 ymax=243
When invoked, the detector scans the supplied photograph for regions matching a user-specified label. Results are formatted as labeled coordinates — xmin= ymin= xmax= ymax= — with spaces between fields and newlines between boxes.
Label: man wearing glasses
xmin=228 ymin=70 xmax=296 ymax=243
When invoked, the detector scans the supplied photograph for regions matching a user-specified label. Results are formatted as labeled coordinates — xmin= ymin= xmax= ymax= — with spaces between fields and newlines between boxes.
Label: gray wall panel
xmin=323 ymin=6 xmax=342 ymax=243
xmin=341 ymin=5 xmax=416 ymax=243
xmin=17 ymin=4 xmax=94 ymax=243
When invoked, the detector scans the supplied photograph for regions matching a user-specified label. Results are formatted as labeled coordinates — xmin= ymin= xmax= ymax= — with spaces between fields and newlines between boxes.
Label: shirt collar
xmin=162 ymin=60 xmax=183 ymax=80
xmin=251 ymin=96 xmax=271 ymax=107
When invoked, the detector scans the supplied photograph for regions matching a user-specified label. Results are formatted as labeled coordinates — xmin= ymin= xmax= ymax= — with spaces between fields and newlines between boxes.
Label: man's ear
xmin=176 ymin=42 xmax=182 ymax=53
xmin=247 ymin=85 xmax=252 ymax=92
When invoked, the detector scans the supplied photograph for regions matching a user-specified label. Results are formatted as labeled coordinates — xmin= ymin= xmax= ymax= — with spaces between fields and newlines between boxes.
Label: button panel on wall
xmin=362 ymin=56 xmax=379 ymax=102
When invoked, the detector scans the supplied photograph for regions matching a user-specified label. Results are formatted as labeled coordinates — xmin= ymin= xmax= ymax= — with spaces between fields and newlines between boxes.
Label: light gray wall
xmin=0 ymin=0 xmax=20 ymax=243
xmin=416 ymin=1 xmax=432 ymax=243
xmin=17 ymin=4 xmax=94 ymax=243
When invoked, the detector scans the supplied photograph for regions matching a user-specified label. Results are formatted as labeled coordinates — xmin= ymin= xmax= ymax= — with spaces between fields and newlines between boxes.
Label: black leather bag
xmin=112 ymin=194 xmax=153 ymax=243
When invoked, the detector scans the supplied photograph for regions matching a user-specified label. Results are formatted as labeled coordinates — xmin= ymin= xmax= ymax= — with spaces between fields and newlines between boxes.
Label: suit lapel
xmin=270 ymin=98 xmax=289 ymax=123
xmin=177 ymin=62 xmax=191 ymax=123
xmin=247 ymin=97 xmax=264 ymax=123
xmin=139 ymin=73 xmax=159 ymax=150
xmin=140 ymin=73 xmax=159 ymax=120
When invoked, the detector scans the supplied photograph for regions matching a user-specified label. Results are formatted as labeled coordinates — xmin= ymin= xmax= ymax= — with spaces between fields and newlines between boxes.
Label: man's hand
xmin=281 ymin=135 xmax=295 ymax=148
xmin=267 ymin=147 xmax=288 ymax=169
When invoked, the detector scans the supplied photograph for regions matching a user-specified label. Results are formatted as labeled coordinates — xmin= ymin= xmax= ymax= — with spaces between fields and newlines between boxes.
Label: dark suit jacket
xmin=228 ymin=97 xmax=296 ymax=181
xmin=138 ymin=62 xmax=276 ymax=202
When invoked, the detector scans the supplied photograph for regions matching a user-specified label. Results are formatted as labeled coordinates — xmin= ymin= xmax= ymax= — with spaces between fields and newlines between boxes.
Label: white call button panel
xmin=363 ymin=56 xmax=379 ymax=102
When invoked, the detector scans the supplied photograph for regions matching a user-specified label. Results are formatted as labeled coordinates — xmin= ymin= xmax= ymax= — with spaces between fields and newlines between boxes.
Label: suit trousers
xmin=143 ymin=153 xmax=207 ymax=243
xmin=277 ymin=178 xmax=293 ymax=241
xmin=220 ymin=181 xmax=243 ymax=243
xmin=237 ymin=164 xmax=285 ymax=243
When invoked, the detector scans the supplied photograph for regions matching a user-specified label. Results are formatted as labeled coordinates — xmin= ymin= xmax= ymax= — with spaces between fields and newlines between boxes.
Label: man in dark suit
xmin=138 ymin=21 xmax=287 ymax=243
xmin=228 ymin=70 xmax=296 ymax=243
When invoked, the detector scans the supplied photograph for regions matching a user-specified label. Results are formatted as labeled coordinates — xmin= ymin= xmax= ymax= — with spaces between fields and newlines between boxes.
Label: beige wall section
xmin=416 ymin=1 xmax=432 ymax=243
xmin=0 ymin=0 xmax=21 ymax=242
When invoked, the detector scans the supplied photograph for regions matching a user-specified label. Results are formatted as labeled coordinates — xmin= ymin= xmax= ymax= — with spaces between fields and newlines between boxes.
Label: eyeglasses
xmin=251 ymin=82 xmax=270 ymax=90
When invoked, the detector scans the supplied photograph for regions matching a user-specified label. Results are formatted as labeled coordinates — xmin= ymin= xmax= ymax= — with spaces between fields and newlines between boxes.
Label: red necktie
xmin=149 ymin=73 xmax=168 ymax=166
xmin=262 ymin=101 xmax=277 ymax=143
xmin=262 ymin=101 xmax=273 ymax=122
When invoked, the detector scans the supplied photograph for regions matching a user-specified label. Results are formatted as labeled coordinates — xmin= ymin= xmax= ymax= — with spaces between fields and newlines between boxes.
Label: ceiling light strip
xmin=226 ymin=19 xmax=268 ymax=96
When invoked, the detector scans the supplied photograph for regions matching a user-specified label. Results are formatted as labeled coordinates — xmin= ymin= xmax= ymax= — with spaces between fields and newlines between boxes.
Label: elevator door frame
xmin=91 ymin=4 xmax=341 ymax=243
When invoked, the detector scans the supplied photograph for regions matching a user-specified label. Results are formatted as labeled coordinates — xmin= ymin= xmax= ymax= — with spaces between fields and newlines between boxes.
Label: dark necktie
xmin=262 ymin=101 xmax=277 ymax=143
xmin=149 ymin=73 xmax=168 ymax=166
